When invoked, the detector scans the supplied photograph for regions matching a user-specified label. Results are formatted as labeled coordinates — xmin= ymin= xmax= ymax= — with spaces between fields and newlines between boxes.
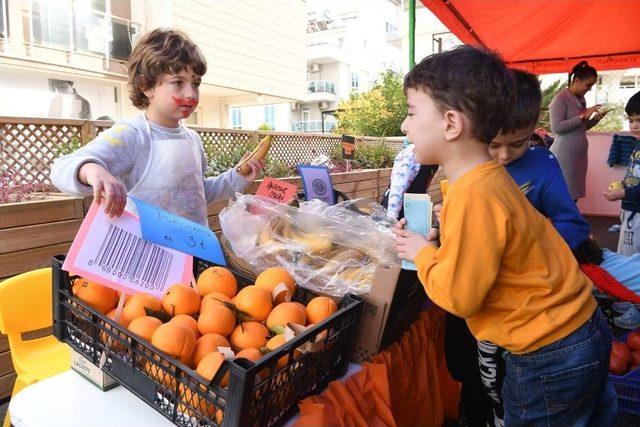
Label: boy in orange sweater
xmin=393 ymin=46 xmax=616 ymax=425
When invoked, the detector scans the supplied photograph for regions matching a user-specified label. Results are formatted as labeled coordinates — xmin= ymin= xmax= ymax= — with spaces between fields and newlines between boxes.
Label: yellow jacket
xmin=415 ymin=161 xmax=596 ymax=354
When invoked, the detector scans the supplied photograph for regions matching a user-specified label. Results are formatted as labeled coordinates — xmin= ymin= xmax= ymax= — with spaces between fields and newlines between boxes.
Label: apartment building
xmin=288 ymin=0 xmax=403 ymax=133
xmin=0 ymin=0 xmax=306 ymax=127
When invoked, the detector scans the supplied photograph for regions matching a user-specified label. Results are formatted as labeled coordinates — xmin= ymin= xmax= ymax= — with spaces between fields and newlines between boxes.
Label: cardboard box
xmin=350 ymin=264 xmax=402 ymax=361
xmin=71 ymin=351 xmax=119 ymax=391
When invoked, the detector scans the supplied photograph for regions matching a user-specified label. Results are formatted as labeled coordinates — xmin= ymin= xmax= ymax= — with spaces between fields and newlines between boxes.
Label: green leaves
xmin=336 ymin=70 xmax=407 ymax=137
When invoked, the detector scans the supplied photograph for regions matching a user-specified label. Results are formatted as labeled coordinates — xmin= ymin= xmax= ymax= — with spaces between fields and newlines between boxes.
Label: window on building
xmin=385 ymin=22 xmax=397 ymax=33
xmin=30 ymin=0 xmax=138 ymax=61
xmin=264 ymin=105 xmax=275 ymax=130
xmin=308 ymin=81 xmax=316 ymax=93
xmin=31 ymin=0 xmax=72 ymax=48
xmin=231 ymin=108 xmax=242 ymax=129
xmin=0 ymin=0 xmax=8 ymax=38
xmin=351 ymin=73 xmax=359 ymax=91
xmin=620 ymin=75 xmax=639 ymax=89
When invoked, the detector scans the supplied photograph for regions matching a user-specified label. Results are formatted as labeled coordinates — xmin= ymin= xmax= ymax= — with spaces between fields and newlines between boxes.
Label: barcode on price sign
xmin=91 ymin=224 xmax=173 ymax=291
xmin=63 ymin=202 xmax=192 ymax=299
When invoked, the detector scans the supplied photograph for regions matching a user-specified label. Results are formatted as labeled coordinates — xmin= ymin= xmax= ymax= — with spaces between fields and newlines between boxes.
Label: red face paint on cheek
xmin=171 ymin=96 xmax=198 ymax=106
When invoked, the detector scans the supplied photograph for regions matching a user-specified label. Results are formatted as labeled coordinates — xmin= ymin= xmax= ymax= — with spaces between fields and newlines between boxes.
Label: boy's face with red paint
xmin=143 ymin=67 xmax=201 ymax=127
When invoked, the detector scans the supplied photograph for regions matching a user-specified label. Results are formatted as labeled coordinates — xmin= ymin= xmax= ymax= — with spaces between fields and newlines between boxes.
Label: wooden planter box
xmin=0 ymin=194 xmax=85 ymax=280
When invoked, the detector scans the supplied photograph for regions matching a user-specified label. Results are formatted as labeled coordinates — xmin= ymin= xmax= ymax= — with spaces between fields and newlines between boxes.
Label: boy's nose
xmin=400 ymin=118 xmax=408 ymax=134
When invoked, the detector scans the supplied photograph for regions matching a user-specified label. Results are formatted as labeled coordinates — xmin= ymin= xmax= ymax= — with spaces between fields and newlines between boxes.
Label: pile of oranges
xmin=71 ymin=265 xmax=339 ymax=388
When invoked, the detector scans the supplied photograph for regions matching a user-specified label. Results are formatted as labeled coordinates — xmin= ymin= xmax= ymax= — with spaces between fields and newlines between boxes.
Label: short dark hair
xmin=128 ymin=28 xmax=207 ymax=109
xmin=626 ymin=91 xmax=640 ymax=116
xmin=404 ymin=45 xmax=515 ymax=144
xmin=572 ymin=238 xmax=603 ymax=265
xmin=569 ymin=61 xmax=597 ymax=85
xmin=500 ymin=69 xmax=541 ymax=134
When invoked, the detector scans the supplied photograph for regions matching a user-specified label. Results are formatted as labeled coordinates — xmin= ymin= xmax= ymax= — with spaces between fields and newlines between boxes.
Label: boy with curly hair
xmin=52 ymin=28 xmax=263 ymax=225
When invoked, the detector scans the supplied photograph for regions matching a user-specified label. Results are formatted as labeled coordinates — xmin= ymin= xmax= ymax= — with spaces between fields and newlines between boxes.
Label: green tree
xmin=336 ymin=70 xmax=407 ymax=137
xmin=538 ymin=79 xmax=567 ymax=130
xmin=591 ymin=102 xmax=625 ymax=132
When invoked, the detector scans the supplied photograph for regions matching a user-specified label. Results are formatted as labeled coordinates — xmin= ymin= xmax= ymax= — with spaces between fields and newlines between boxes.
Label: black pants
xmin=444 ymin=314 xmax=493 ymax=427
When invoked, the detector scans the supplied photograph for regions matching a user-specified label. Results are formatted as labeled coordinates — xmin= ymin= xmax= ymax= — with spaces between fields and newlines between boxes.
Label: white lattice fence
xmin=1 ymin=118 xmax=88 ymax=187
xmin=1 ymin=117 xmax=402 ymax=187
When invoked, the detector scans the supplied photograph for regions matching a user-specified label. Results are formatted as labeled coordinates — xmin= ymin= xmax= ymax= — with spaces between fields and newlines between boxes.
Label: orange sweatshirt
xmin=415 ymin=161 xmax=596 ymax=354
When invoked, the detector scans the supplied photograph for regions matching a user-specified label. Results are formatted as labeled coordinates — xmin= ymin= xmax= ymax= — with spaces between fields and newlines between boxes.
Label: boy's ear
xmin=443 ymin=110 xmax=464 ymax=141
xmin=143 ymin=87 xmax=155 ymax=100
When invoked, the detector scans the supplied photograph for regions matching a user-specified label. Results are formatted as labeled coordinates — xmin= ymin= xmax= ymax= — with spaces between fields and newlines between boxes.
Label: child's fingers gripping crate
xmin=52 ymin=255 xmax=363 ymax=427
xmin=610 ymin=332 xmax=640 ymax=415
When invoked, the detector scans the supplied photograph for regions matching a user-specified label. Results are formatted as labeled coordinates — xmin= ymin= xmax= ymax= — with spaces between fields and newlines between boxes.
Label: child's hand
xmin=603 ymin=188 xmax=625 ymax=201
xmin=237 ymin=151 xmax=265 ymax=182
xmin=433 ymin=203 xmax=442 ymax=223
xmin=393 ymin=218 xmax=438 ymax=261
xmin=79 ymin=163 xmax=127 ymax=217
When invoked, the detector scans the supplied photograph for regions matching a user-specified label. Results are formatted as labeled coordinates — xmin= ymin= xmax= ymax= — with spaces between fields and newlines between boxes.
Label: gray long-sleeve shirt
xmin=50 ymin=115 xmax=248 ymax=216
xmin=549 ymin=89 xmax=598 ymax=200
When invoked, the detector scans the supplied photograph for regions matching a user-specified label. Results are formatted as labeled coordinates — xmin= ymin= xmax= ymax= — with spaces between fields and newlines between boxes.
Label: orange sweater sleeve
xmin=414 ymin=189 xmax=509 ymax=318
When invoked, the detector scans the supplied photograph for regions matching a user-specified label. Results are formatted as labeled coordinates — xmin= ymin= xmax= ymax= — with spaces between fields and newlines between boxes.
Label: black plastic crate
xmin=53 ymin=255 xmax=363 ymax=427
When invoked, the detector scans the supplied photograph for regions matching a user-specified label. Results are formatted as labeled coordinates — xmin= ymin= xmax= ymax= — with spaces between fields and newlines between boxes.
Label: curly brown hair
xmin=127 ymin=28 xmax=207 ymax=109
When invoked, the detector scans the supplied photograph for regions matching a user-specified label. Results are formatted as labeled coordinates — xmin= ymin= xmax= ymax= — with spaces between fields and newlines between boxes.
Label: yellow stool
xmin=0 ymin=268 xmax=71 ymax=427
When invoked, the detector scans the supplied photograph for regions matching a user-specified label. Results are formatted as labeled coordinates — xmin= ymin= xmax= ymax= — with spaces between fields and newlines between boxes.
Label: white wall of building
xmin=0 ymin=68 xmax=123 ymax=120
xmin=227 ymin=103 xmax=292 ymax=131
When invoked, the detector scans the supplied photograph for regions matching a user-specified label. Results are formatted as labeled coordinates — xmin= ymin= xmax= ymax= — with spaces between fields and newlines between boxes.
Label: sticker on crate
xmin=132 ymin=197 xmax=226 ymax=265
xmin=63 ymin=202 xmax=193 ymax=298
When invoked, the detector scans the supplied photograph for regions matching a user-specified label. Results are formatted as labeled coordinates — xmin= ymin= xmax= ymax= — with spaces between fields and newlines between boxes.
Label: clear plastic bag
xmin=219 ymin=194 xmax=399 ymax=296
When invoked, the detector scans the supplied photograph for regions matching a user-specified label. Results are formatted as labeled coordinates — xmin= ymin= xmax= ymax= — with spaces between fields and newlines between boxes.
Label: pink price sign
xmin=62 ymin=202 xmax=193 ymax=298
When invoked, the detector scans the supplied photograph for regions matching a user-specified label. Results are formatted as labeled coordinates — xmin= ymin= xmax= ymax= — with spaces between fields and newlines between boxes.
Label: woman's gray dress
xmin=549 ymin=89 xmax=599 ymax=200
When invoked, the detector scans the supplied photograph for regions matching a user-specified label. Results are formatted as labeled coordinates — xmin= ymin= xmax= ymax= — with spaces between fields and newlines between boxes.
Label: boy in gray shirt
xmin=51 ymin=29 xmax=263 ymax=225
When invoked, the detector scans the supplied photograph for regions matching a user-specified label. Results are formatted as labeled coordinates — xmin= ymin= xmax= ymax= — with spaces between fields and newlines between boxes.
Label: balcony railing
xmin=292 ymin=120 xmax=336 ymax=133
xmin=308 ymin=80 xmax=336 ymax=94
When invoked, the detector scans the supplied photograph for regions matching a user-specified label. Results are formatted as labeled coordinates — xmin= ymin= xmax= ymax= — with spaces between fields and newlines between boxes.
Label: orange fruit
xmin=229 ymin=322 xmax=269 ymax=352
xmin=306 ymin=296 xmax=338 ymax=324
xmin=235 ymin=347 xmax=263 ymax=363
xmin=102 ymin=308 xmax=128 ymax=350
xmin=106 ymin=308 xmax=130 ymax=327
xmin=73 ymin=280 xmax=118 ymax=314
xmin=193 ymin=333 xmax=231 ymax=367
xmin=178 ymin=385 xmax=218 ymax=419
xmin=266 ymin=334 xmax=302 ymax=369
xmin=266 ymin=302 xmax=306 ymax=334
xmin=162 ymin=284 xmax=201 ymax=317
xmin=170 ymin=314 xmax=200 ymax=339
xmin=197 ymin=267 xmax=237 ymax=298
xmin=196 ymin=351 xmax=229 ymax=386
xmin=255 ymin=267 xmax=296 ymax=304
xmin=151 ymin=322 xmax=197 ymax=366
xmin=198 ymin=304 xmax=236 ymax=337
xmin=128 ymin=316 xmax=163 ymax=342
xmin=232 ymin=286 xmax=272 ymax=322
xmin=200 ymin=292 xmax=232 ymax=313
xmin=122 ymin=293 xmax=162 ymax=324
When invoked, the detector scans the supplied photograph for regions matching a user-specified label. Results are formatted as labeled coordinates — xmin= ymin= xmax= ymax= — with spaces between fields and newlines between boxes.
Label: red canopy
xmin=420 ymin=0 xmax=640 ymax=74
